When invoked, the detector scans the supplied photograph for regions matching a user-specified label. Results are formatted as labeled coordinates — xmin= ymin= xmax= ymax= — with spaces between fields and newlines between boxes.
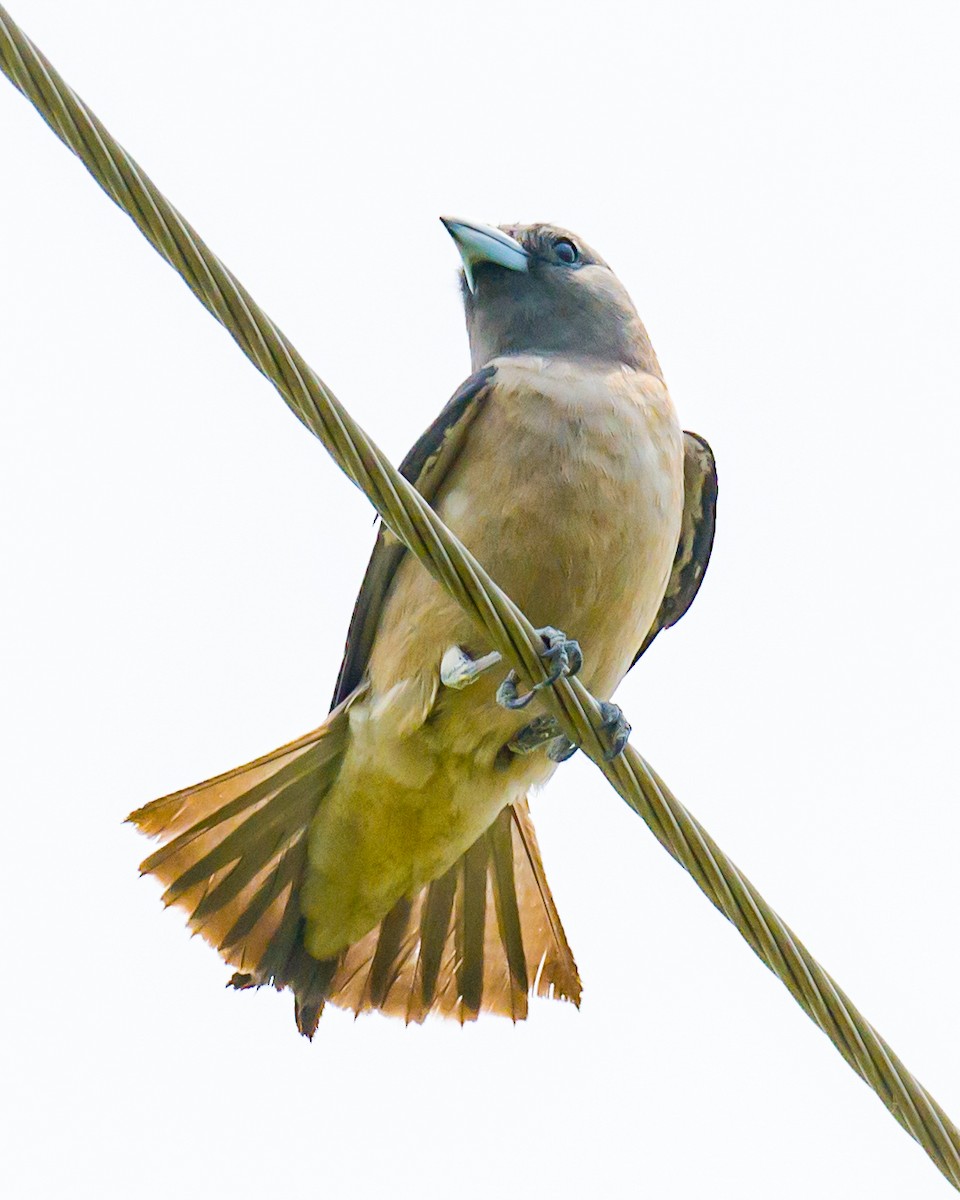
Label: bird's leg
xmin=440 ymin=644 xmax=502 ymax=690
xmin=495 ymin=626 xmax=583 ymax=711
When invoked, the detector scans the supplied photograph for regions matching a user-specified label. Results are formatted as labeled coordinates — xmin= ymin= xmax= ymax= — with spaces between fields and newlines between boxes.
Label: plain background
xmin=2 ymin=1 xmax=959 ymax=1196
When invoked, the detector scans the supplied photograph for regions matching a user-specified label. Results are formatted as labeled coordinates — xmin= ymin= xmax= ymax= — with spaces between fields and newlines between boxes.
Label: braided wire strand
xmin=2 ymin=6 xmax=958 ymax=1187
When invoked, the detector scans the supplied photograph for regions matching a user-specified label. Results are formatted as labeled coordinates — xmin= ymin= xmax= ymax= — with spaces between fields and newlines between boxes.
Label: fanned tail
xmin=129 ymin=706 xmax=580 ymax=1035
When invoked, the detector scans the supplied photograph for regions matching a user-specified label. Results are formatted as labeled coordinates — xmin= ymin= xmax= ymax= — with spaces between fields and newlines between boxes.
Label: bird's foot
xmin=597 ymin=701 xmax=631 ymax=760
xmin=537 ymin=626 xmax=584 ymax=685
xmin=495 ymin=627 xmax=583 ymax=711
xmin=440 ymin=644 xmax=503 ymax=690
xmin=506 ymin=702 xmax=627 ymax=762
xmin=507 ymin=713 xmax=580 ymax=762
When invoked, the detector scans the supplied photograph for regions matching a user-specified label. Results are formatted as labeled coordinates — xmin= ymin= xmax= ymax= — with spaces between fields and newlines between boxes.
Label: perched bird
xmin=128 ymin=218 xmax=717 ymax=1036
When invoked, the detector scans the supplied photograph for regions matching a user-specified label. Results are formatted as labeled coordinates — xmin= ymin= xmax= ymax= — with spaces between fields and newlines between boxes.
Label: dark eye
xmin=553 ymin=238 xmax=579 ymax=265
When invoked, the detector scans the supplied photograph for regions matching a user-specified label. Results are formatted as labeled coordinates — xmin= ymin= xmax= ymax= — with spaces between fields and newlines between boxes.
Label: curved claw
xmin=495 ymin=627 xmax=583 ymax=712
xmin=496 ymin=670 xmax=536 ymax=710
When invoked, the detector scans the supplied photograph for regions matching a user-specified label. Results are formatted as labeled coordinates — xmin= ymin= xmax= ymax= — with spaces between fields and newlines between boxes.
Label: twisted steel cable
xmin=2 ymin=5 xmax=958 ymax=1188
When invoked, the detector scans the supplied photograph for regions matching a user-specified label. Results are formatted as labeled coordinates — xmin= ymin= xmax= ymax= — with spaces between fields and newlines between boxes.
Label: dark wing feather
xmin=633 ymin=430 xmax=717 ymax=665
xmin=330 ymin=365 xmax=497 ymax=707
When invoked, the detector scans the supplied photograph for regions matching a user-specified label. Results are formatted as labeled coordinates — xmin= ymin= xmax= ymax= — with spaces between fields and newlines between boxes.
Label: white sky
xmin=2 ymin=2 xmax=959 ymax=1196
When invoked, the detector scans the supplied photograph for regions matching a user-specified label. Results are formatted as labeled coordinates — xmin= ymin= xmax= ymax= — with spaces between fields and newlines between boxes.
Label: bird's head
xmin=441 ymin=217 xmax=660 ymax=377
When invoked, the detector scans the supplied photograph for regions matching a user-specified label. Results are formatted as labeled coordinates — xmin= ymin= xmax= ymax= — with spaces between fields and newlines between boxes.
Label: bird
xmin=128 ymin=218 xmax=718 ymax=1037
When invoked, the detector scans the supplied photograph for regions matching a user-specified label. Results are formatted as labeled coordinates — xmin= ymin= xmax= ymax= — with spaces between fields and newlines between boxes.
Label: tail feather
xmin=129 ymin=706 xmax=581 ymax=1035
xmin=508 ymin=800 xmax=581 ymax=1004
xmin=367 ymin=896 xmax=415 ymax=1009
xmin=456 ymin=836 xmax=489 ymax=1018
xmin=488 ymin=806 xmax=529 ymax=1014
xmin=130 ymin=724 xmax=335 ymax=841
xmin=218 ymin=844 xmax=302 ymax=953
xmin=326 ymin=799 xmax=582 ymax=1025
xmin=413 ymin=867 xmax=458 ymax=1015
xmin=128 ymin=703 xmax=353 ymax=1028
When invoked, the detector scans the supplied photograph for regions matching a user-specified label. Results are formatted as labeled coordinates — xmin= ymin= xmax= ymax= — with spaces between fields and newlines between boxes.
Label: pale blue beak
xmin=440 ymin=216 xmax=530 ymax=293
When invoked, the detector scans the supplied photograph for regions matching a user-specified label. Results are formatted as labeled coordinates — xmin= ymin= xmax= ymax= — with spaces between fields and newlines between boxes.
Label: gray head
xmin=441 ymin=217 xmax=661 ymax=378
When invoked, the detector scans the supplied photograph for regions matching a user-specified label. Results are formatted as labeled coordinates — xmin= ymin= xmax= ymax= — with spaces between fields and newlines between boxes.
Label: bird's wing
xmin=330 ymin=365 xmax=497 ymax=708
xmin=632 ymin=430 xmax=717 ymax=665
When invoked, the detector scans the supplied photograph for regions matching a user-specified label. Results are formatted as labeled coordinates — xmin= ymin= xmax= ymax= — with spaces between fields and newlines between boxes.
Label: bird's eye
xmin=553 ymin=238 xmax=579 ymax=265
